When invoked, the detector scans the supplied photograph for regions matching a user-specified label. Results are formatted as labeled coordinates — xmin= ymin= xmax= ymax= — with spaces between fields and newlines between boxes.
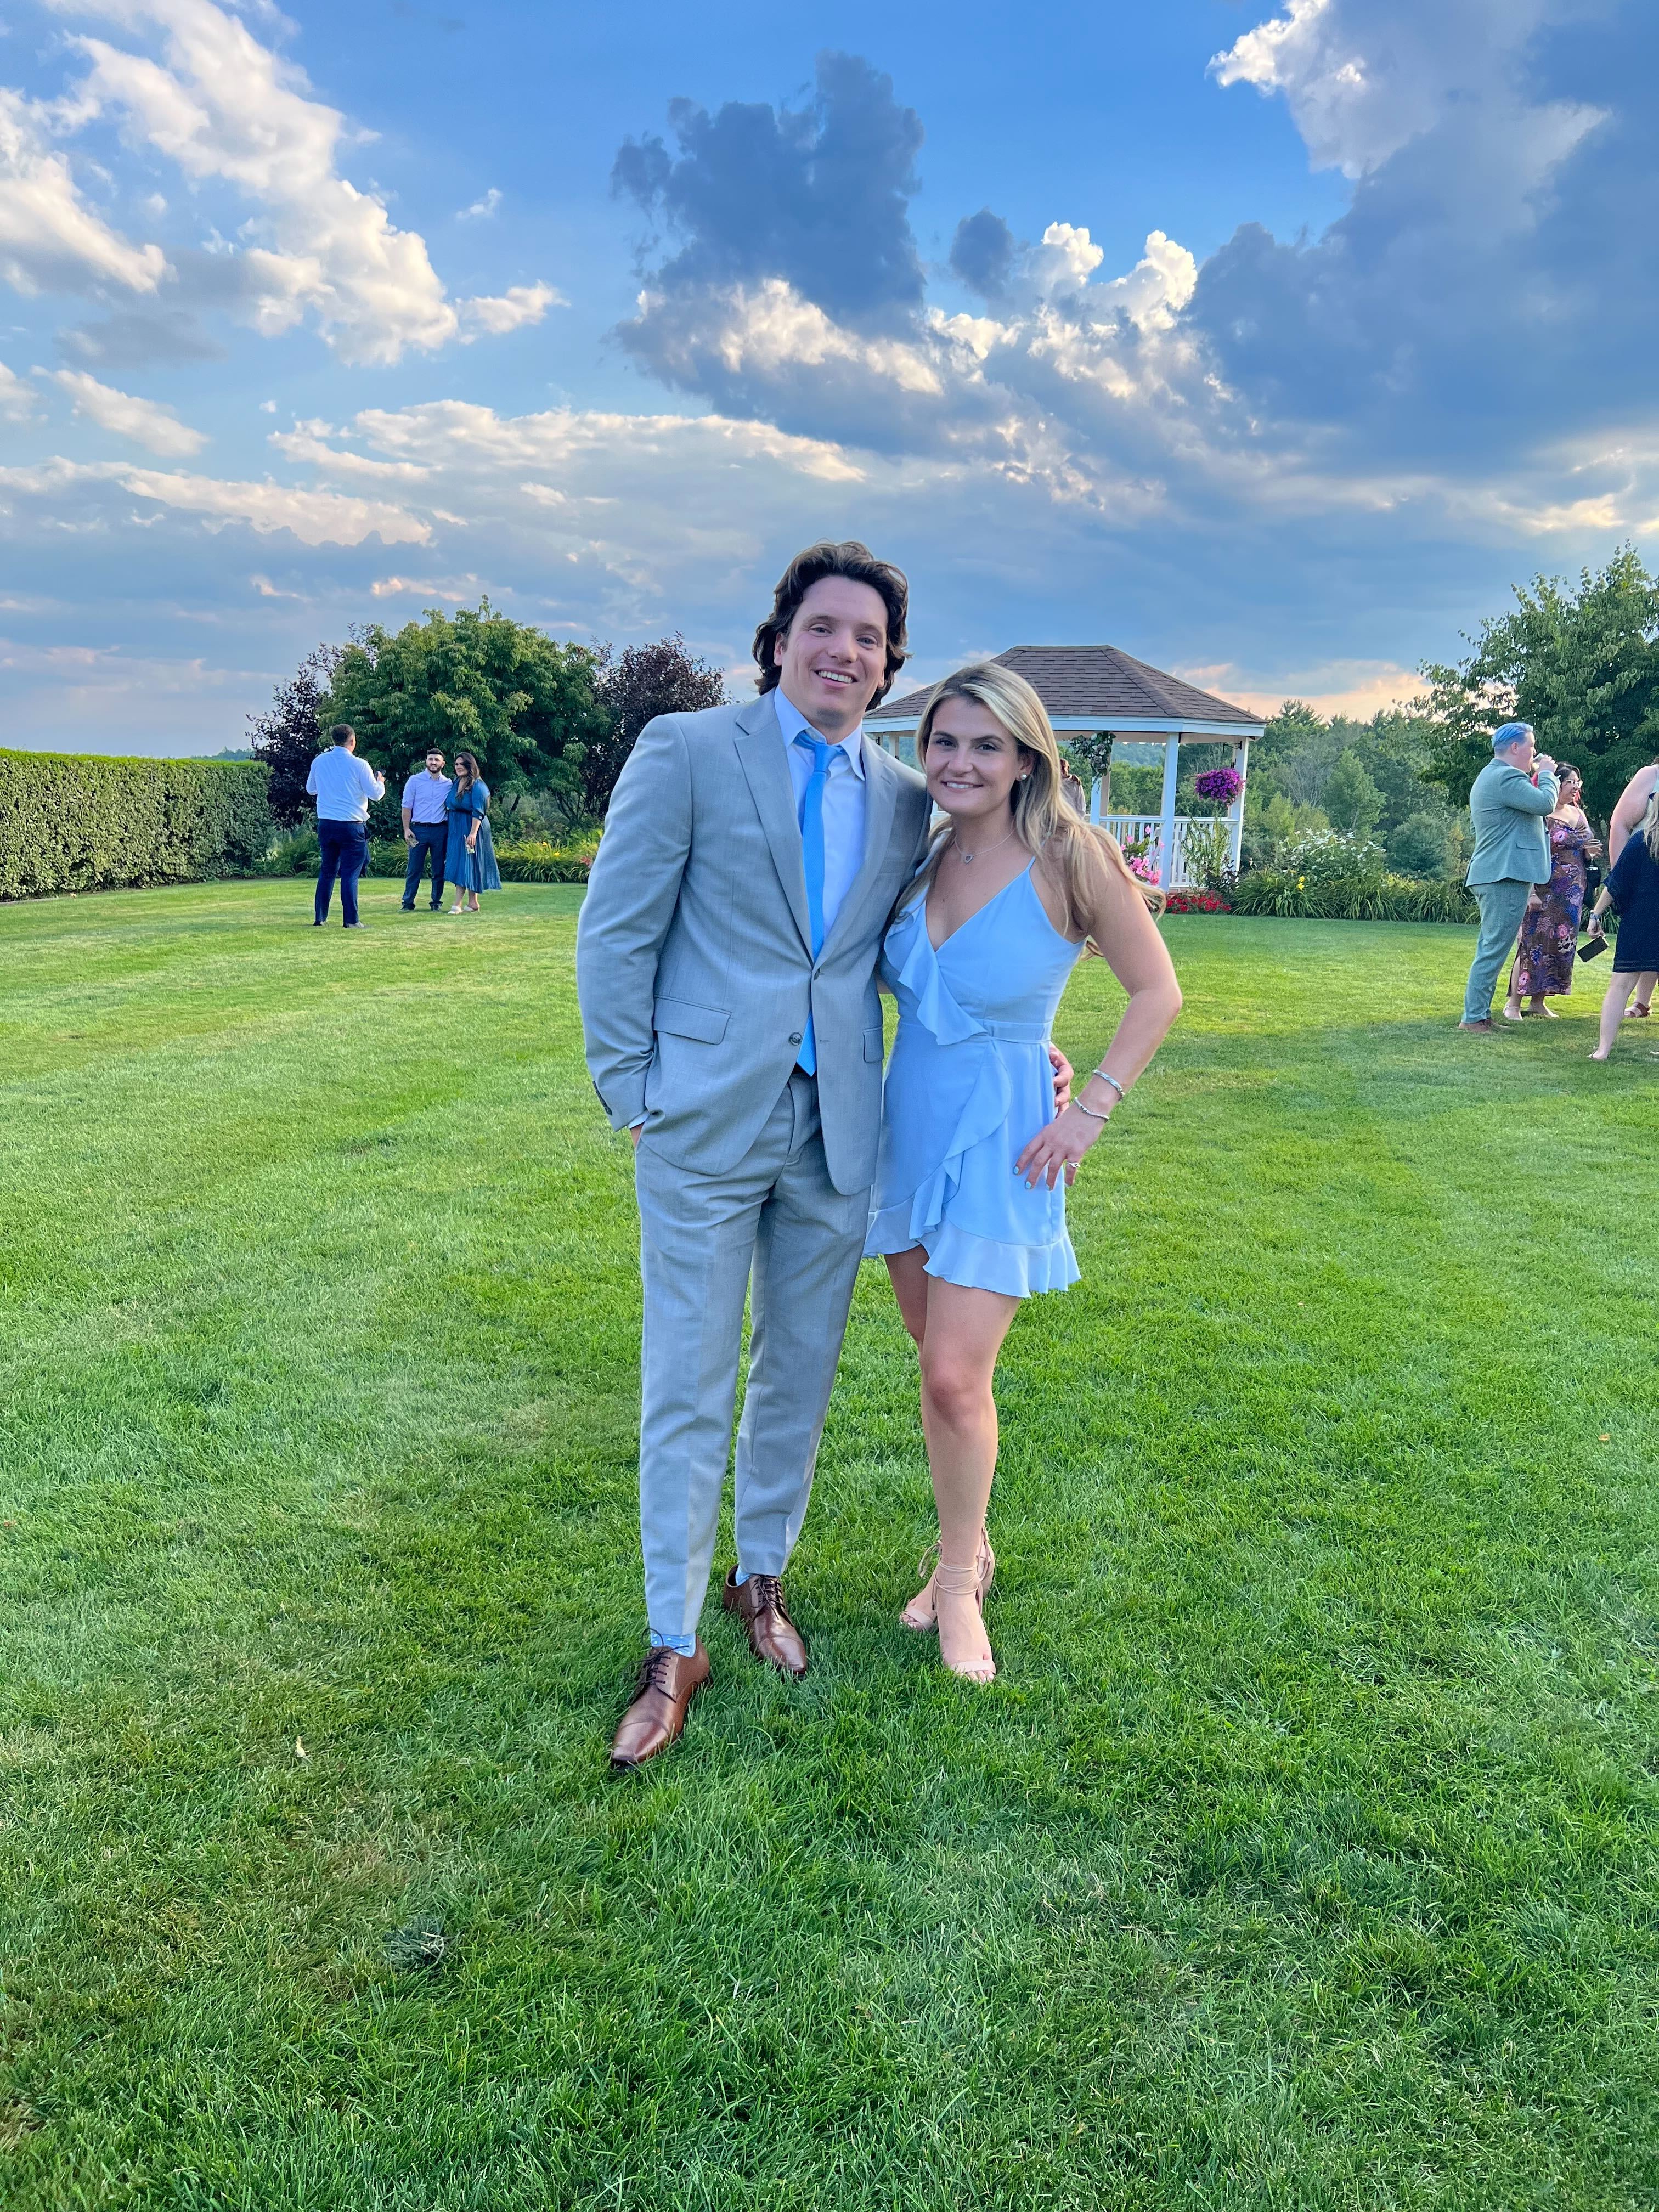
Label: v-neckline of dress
xmin=924 ymin=856 xmax=1035 ymax=953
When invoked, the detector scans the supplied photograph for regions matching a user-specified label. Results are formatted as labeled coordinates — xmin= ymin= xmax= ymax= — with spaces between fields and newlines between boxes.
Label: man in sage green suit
xmin=1461 ymin=721 xmax=1559 ymax=1029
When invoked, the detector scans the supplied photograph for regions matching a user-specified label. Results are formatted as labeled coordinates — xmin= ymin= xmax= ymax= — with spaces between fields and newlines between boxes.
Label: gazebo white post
xmin=1227 ymin=738 xmax=1249 ymax=873
xmin=1156 ymin=731 xmax=1181 ymax=888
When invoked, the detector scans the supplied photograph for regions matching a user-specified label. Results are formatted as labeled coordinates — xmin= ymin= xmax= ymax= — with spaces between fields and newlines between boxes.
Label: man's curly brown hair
xmin=752 ymin=540 xmax=910 ymax=703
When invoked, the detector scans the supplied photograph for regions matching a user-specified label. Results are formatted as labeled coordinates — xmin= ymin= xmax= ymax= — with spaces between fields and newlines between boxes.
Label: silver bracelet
xmin=1073 ymin=1096 xmax=1110 ymax=1122
xmin=1090 ymin=1068 xmax=1127 ymax=1101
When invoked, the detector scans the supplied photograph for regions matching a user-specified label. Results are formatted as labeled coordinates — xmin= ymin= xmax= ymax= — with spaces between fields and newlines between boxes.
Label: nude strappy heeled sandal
xmin=933 ymin=1558 xmax=996 ymax=1682
xmin=899 ymin=1530 xmax=995 ymax=1632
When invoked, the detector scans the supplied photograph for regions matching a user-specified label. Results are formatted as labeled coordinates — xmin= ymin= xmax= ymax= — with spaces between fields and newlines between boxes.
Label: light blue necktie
xmin=794 ymin=734 xmax=834 ymax=1075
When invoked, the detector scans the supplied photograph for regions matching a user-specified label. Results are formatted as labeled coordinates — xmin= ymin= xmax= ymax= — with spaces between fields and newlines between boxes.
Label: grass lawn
xmin=1 ymin=877 xmax=1656 ymax=2211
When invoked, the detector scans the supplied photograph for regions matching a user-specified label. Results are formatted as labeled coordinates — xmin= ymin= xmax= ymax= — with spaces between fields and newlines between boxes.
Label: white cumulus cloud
xmin=48 ymin=0 xmax=457 ymax=363
xmin=458 ymin=281 xmax=563 ymax=337
xmin=0 ymin=357 xmax=40 ymax=418
xmin=456 ymin=187 xmax=500 ymax=221
xmin=0 ymin=82 xmax=166 ymax=295
xmin=1211 ymin=0 xmax=1600 ymax=187
xmin=46 ymin=365 xmax=206 ymax=454
xmin=0 ymin=453 xmax=430 ymax=544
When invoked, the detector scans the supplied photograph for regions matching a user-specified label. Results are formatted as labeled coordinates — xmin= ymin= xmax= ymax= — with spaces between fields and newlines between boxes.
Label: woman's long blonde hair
xmin=904 ymin=662 xmax=1163 ymax=945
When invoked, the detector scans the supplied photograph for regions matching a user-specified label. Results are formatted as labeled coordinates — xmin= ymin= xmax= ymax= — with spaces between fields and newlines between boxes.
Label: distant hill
xmin=205 ymin=747 xmax=255 ymax=761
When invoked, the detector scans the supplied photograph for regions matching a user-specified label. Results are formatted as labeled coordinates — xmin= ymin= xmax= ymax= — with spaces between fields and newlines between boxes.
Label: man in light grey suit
xmin=577 ymin=543 xmax=935 ymax=1766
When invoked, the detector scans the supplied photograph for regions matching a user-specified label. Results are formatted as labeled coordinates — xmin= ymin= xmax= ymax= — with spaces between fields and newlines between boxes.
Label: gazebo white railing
xmin=1096 ymin=812 xmax=1233 ymax=889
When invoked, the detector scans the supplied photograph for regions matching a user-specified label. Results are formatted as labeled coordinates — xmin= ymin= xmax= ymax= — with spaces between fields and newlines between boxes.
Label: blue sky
xmin=1 ymin=0 xmax=1655 ymax=753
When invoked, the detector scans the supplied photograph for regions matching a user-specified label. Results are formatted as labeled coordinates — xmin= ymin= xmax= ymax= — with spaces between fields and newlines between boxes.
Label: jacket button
xmin=788 ymin=1031 xmax=803 ymax=1045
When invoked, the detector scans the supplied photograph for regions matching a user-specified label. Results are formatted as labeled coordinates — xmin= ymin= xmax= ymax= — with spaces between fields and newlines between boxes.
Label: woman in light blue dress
xmin=444 ymin=751 xmax=501 ymax=913
xmin=867 ymin=663 xmax=1183 ymax=1682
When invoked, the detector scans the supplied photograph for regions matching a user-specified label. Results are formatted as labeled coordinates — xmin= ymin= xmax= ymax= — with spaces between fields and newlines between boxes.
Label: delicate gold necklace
xmin=952 ymin=824 xmax=1017 ymax=867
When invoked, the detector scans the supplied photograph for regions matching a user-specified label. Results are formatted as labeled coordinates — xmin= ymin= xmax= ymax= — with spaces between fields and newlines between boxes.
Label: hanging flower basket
xmin=1194 ymin=766 xmax=1243 ymax=806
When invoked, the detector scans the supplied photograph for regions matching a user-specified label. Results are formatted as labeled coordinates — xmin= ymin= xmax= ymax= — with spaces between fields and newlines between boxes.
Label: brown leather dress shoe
xmin=609 ymin=1641 xmax=710 ymax=1769
xmin=721 ymin=1569 xmax=809 ymax=1678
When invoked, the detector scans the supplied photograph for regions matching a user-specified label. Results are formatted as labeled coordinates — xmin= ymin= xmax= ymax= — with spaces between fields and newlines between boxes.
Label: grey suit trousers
xmin=634 ymin=1068 xmax=869 ymax=1644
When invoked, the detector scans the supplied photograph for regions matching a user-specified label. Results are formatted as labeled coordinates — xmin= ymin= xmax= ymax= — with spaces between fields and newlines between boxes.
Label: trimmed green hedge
xmin=0 ymin=749 xmax=272 ymax=900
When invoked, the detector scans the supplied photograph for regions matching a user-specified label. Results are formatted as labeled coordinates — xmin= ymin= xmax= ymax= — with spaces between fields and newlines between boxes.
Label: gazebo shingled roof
xmin=868 ymin=645 xmax=1261 ymax=732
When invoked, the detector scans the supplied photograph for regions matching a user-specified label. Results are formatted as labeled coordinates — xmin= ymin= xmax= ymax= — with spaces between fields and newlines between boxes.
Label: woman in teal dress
xmin=867 ymin=663 xmax=1183 ymax=1682
xmin=444 ymin=752 xmax=501 ymax=913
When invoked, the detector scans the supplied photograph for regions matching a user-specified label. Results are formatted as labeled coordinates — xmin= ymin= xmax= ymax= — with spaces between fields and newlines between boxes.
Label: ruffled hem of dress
xmin=864 ymin=1203 xmax=1080 ymax=1299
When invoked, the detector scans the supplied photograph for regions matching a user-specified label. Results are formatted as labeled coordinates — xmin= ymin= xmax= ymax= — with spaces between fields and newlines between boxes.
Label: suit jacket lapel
xmin=823 ymin=737 xmax=900 ymax=954
xmin=734 ymin=693 xmax=812 ymax=953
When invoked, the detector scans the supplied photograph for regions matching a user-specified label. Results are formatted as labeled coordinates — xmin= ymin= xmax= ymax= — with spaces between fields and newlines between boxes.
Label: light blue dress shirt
xmin=773 ymin=685 xmax=867 ymax=938
xmin=306 ymin=748 xmax=383 ymax=822
xmin=402 ymin=769 xmax=453 ymax=824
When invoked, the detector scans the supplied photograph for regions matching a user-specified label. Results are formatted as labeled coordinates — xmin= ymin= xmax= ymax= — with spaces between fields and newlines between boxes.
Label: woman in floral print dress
xmin=1504 ymin=765 xmax=1600 ymax=1017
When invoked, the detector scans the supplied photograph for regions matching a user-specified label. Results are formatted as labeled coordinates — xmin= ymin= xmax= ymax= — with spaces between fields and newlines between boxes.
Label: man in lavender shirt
xmin=401 ymin=749 xmax=453 ymax=911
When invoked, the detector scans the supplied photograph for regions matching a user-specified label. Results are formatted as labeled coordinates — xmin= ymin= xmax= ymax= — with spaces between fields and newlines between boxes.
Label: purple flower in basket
xmin=1194 ymin=766 xmax=1243 ymax=806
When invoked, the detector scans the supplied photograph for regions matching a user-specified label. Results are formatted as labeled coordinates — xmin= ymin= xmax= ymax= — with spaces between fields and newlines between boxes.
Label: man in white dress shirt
xmin=304 ymin=725 xmax=385 ymax=929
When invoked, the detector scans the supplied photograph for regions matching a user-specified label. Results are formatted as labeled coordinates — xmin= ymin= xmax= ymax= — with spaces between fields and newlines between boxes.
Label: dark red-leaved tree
xmin=585 ymin=634 xmax=726 ymax=816
xmin=249 ymin=643 xmax=345 ymax=826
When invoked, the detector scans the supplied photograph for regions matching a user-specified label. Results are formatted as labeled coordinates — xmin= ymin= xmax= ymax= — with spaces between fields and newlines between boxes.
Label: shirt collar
xmin=775 ymin=685 xmax=866 ymax=778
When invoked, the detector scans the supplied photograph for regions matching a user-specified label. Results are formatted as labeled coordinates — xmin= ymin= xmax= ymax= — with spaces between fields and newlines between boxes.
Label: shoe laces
xmin=748 ymin=1573 xmax=791 ymax=1621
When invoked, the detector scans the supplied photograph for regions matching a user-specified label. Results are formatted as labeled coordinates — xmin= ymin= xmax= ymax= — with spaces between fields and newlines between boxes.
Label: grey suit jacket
xmin=576 ymin=692 xmax=933 ymax=1194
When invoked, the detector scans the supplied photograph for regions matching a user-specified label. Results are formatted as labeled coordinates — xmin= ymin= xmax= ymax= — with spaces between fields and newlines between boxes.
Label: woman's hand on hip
xmin=1015 ymin=1103 xmax=1105 ymax=1190
xmin=1047 ymin=1043 xmax=1073 ymax=1113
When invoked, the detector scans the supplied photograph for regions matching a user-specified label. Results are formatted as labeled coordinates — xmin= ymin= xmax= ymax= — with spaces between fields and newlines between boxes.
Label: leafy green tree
xmin=1243 ymin=788 xmax=1330 ymax=867
xmin=582 ymin=634 xmax=726 ymax=817
xmin=1323 ymin=750 xmax=1384 ymax=838
xmin=249 ymin=643 xmax=345 ymax=827
xmin=1418 ymin=548 xmax=1659 ymax=819
xmin=1388 ymin=811 xmax=1454 ymax=878
xmin=1361 ymin=711 xmax=1451 ymax=839
xmin=320 ymin=601 xmax=608 ymax=825
xmin=1253 ymin=701 xmax=1342 ymax=808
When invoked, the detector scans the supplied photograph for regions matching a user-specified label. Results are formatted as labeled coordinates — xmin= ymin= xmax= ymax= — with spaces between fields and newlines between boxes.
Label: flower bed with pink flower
xmin=1162 ymin=888 xmax=1232 ymax=913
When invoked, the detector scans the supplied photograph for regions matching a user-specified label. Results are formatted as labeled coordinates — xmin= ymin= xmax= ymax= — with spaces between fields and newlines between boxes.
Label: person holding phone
xmin=1503 ymin=763 xmax=1600 ymax=1018
xmin=304 ymin=724 xmax=383 ymax=930
xmin=1585 ymin=786 xmax=1659 ymax=1059
xmin=444 ymin=751 xmax=500 ymax=913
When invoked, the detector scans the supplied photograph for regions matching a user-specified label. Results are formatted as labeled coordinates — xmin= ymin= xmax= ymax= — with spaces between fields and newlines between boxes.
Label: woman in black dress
xmin=1586 ymin=788 xmax=1659 ymax=1059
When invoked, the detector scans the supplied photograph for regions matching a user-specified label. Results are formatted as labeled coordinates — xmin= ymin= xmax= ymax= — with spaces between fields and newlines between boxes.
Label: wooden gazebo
xmin=867 ymin=645 xmax=1264 ymax=888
